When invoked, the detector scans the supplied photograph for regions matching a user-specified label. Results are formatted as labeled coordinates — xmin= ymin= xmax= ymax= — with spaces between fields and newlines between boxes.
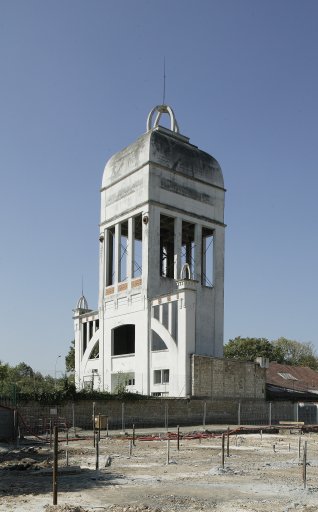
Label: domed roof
xmin=102 ymin=105 xmax=224 ymax=190
xmin=76 ymin=295 xmax=89 ymax=310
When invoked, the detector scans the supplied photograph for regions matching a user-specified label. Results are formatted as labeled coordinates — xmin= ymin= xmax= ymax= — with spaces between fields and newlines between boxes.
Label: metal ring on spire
xmin=147 ymin=105 xmax=180 ymax=133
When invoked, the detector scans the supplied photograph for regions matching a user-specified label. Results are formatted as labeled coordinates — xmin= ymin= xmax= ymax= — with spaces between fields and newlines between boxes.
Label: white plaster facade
xmin=73 ymin=105 xmax=225 ymax=397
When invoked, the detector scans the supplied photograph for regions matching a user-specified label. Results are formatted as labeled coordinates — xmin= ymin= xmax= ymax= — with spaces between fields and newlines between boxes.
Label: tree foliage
xmin=224 ymin=337 xmax=277 ymax=362
xmin=224 ymin=336 xmax=318 ymax=370
xmin=65 ymin=340 xmax=75 ymax=372
xmin=272 ymin=337 xmax=318 ymax=370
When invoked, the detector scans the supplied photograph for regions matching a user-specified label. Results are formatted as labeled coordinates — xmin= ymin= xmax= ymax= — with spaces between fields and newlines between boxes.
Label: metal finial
xmin=146 ymin=104 xmax=179 ymax=133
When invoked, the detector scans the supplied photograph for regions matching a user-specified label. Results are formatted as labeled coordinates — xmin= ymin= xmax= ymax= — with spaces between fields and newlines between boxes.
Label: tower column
xmin=194 ymin=224 xmax=202 ymax=282
xmin=174 ymin=217 xmax=182 ymax=279
xmin=114 ymin=223 xmax=120 ymax=285
xmin=128 ymin=217 xmax=133 ymax=282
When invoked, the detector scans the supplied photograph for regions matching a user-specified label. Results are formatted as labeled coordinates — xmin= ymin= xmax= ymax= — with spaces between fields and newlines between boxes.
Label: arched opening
xmin=151 ymin=330 xmax=168 ymax=351
xmin=112 ymin=324 xmax=135 ymax=356
xmin=88 ymin=341 xmax=99 ymax=360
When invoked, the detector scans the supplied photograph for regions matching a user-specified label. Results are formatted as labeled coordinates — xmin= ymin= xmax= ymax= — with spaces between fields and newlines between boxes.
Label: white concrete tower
xmin=74 ymin=105 xmax=225 ymax=396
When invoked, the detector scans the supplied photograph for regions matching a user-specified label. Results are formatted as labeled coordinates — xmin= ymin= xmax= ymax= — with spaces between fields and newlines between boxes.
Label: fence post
xmin=49 ymin=419 xmax=53 ymax=448
xmin=52 ymin=426 xmax=58 ymax=505
xmin=72 ymin=401 xmax=76 ymax=437
xmin=164 ymin=403 xmax=168 ymax=431
xmin=121 ymin=402 xmax=125 ymax=433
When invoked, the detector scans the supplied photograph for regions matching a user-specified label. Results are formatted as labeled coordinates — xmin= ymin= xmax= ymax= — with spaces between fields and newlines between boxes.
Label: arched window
xmin=112 ymin=325 xmax=135 ymax=356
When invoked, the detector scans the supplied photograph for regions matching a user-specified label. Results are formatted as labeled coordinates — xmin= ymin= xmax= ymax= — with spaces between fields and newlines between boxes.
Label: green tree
xmin=0 ymin=362 xmax=9 ymax=392
xmin=224 ymin=337 xmax=276 ymax=362
xmin=272 ymin=337 xmax=318 ymax=369
xmin=65 ymin=340 xmax=75 ymax=372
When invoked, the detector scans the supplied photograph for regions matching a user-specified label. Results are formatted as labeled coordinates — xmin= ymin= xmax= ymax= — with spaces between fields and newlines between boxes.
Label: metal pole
xmin=226 ymin=426 xmax=230 ymax=457
xmin=13 ymin=409 xmax=17 ymax=447
xmin=166 ymin=439 xmax=170 ymax=465
xmin=269 ymin=402 xmax=272 ymax=426
xmin=164 ymin=403 xmax=168 ymax=431
xmin=177 ymin=425 xmax=180 ymax=451
xmin=129 ymin=439 xmax=133 ymax=457
xmin=72 ymin=402 xmax=76 ymax=437
xmin=95 ymin=433 xmax=99 ymax=470
xmin=98 ymin=413 xmax=101 ymax=441
xmin=221 ymin=433 xmax=225 ymax=468
xmin=49 ymin=419 xmax=53 ymax=449
xmin=303 ymin=441 xmax=307 ymax=489
xmin=121 ymin=403 xmax=125 ymax=433
xmin=133 ymin=424 xmax=136 ymax=446
xmin=203 ymin=402 xmax=206 ymax=429
xmin=52 ymin=426 xmax=58 ymax=505
xmin=93 ymin=402 xmax=96 ymax=447
xmin=106 ymin=417 xmax=109 ymax=437
xmin=298 ymin=435 xmax=301 ymax=459
xmin=66 ymin=428 xmax=69 ymax=445
xmin=238 ymin=402 xmax=241 ymax=426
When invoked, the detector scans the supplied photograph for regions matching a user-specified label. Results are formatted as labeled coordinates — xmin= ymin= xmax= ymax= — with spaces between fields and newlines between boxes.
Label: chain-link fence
xmin=0 ymin=398 xmax=301 ymax=440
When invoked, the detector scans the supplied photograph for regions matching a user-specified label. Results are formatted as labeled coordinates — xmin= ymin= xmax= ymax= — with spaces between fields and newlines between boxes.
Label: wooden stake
xmin=177 ymin=425 xmax=180 ymax=451
xmin=52 ymin=426 xmax=58 ymax=505
xmin=66 ymin=449 xmax=69 ymax=467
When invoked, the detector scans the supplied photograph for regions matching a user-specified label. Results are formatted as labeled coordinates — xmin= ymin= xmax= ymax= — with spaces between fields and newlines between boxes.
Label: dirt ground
xmin=0 ymin=426 xmax=318 ymax=512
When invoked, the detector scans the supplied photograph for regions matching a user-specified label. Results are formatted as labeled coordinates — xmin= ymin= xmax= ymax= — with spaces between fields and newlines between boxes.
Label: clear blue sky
xmin=1 ymin=0 xmax=318 ymax=376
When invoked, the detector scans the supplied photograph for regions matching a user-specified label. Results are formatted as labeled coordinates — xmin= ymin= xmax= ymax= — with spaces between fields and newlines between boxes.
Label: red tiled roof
xmin=266 ymin=362 xmax=318 ymax=393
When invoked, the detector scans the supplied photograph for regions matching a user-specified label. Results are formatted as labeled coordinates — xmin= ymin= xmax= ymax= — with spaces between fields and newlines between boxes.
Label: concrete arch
xmin=151 ymin=318 xmax=177 ymax=357
xmin=81 ymin=330 xmax=100 ymax=373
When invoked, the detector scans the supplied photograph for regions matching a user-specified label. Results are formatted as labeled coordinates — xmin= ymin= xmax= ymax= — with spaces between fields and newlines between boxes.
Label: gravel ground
xmin=0 ymin=429 xmax=317 ymax=512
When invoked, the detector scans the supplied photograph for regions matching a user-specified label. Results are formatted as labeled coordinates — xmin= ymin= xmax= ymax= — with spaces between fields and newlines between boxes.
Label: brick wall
xmin=191 ymin=355 xmax=266 ymax=399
